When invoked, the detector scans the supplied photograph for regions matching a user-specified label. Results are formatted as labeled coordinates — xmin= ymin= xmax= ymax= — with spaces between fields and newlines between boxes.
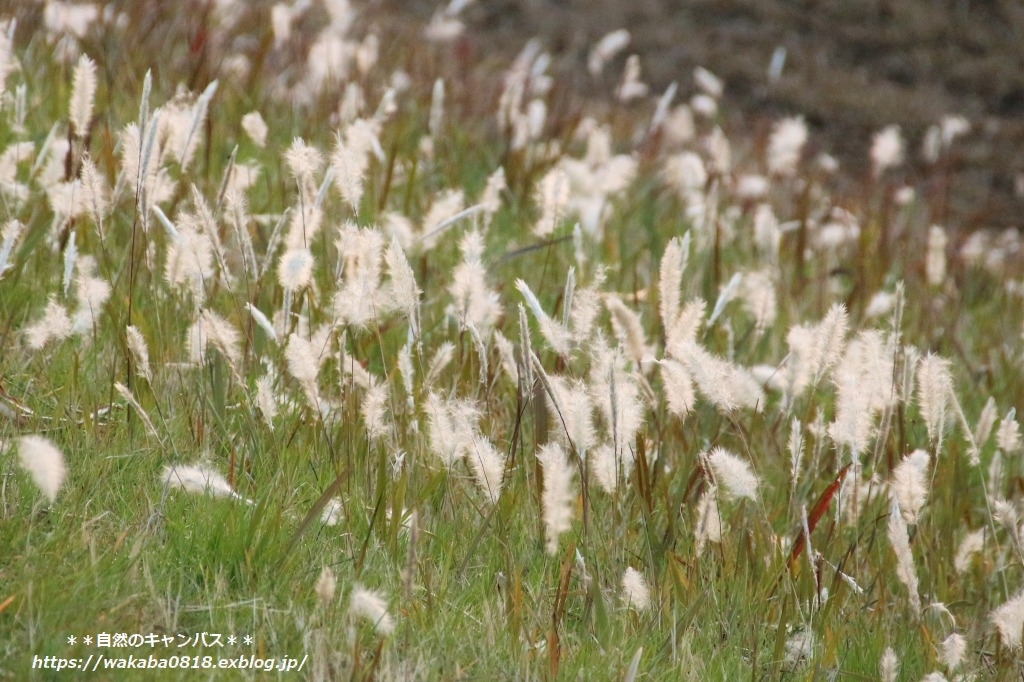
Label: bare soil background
xmin=386 ymin=0 xmax=1024 ymax=231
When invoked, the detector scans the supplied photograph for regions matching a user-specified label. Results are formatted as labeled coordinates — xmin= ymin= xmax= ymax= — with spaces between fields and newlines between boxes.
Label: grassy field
xmin=3 ymin=2 xmax=1024 ymax=680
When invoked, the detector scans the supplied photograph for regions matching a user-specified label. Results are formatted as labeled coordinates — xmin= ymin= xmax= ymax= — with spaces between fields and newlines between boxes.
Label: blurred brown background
xmin=387 ymin=0 xmax=1024 ymax=231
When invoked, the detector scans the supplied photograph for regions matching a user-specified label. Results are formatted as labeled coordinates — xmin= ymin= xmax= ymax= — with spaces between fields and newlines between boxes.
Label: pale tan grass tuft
xmin=69 ymin=54 xmax=96 ymax=136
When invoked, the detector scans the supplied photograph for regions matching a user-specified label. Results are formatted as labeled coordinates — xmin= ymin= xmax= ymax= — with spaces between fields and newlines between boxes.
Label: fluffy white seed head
xmin=17 ymin=435 xmax=67 ymax=503
xmin=694 ymin=484 xmax=722 ymax=556
xmin=887 ymin=494 xmax=921 ymax=617
xmin=537 ymin=443 xmax=575 ymax=555
xmin=126 ymin=325 xmax=152 ymax=383
xmin=991 ymin=589 xmax=1024 ymax=649
xmin=163 ymin=463 xmax=238 ymax=500
xmin=706 ymin=447 xmax=759 ymax=502
xmin=314 ymin=567 xmax=336 ymax=605
xmin=892 ymin=449 xmax=930 ymax=524
xmin=767 ymin=116 xmax=807 ymax=176
xmin=620 ymin=567 xmax=650 ymax=611
xmin=69 ymin=54 xmax=97 ymax=136
xmin=241 ymin=111 xmax=268 ymax=148
xmin=349 ymin=586 xmax=395 ymax=635
xmin=879 ymin=647 xmax=899 ymax=682
xmin=871 ymin=125 xmax=904 ymax=177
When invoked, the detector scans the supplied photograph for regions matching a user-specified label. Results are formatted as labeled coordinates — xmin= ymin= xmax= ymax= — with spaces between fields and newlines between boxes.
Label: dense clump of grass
xmin=3 ymin=3 xmax=1024 ymax=681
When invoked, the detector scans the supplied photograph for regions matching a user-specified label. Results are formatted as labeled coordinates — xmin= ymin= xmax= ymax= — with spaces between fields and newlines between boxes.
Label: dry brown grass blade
xmin=788 ymin=463 xmax=852 ymax=566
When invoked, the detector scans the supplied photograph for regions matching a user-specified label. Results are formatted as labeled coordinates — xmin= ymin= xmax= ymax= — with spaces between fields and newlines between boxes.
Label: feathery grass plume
xmin=516 ymin=278 xmax=572 ymax=356
xmin=424 ymin=341 xmax=455 ymax=387
xmin=69 ymin=54 xmax=96 ymax=136
xmin=620 ymin=567 xmax=650 ymax=611
xmin=284 ymin=137 xmax=324 ymax=201
xmin=925 ymin=225 xmax=948 ymax=287
xmin=321 ymin=498 xmax=343 ymax=526
xmin=384 ymin=237 xmax=421 ymax=340
xmin=314 ymin=567 xmax=336 ymax=605
xmin=871 ymin=124 xmax=904 ymax=177
xmin=588 ymin=443 xmax=618 ymax=493
xmin=665 ymin=298 xmax=705 ymax=359
xmin=245 ymin=303 xmax=277 ymax=344
xmin=286 ymin=332 xmax=323 ymax=408
xmin=0 ymin=220 xmax=26 ymax=280
xmin=17 ymin=435 xmax=67 ymax=503
xmin=0 ymin=29 xmax=14 ymax=100
xmin=588 ymin=28 xmax=630 ymax=77
xmin=255 ymin=374 xmax=277 ymax=429
xmin=545 ymin=375 xmax=597 ymax=455
xmin=887 ymin=494 xmax=921 ymax=617
xmin=240 ymin=111 xmax=267 ymax=148
xmin=79 ymin=155 xmax=107 ymax=237
xmin=739 ymin=269 xmax=777 ymax=336
xmin=975 ymin=396 xmax=998 ymax=447
xmin=178 ymin=80 xmax=217 ymax=173
xmin=658 ymin=235 xmax=688 ymax=336
xmin=163 ymin=463 xmax=246 ymax=502
xmin=225 ymin=190 xmax=257 ymax=277
xmin=71 ymin=270 xmax=110 ymax=336
xmin=362 ymin=381 xmax=389 ymax=440
xmin=589 ymin=341 xmax=644 ymax=474
xmin=767 ymin=116 xmax=807 ymax=176
xmin=349 ymin=586 xmax=395 ymax=635
xmin=114 ymin=381 xmax=160 ymax=440
xmin=787 ymin=417 xmax=804 ymax=497
xmin=479 ymin=166 xmax=506 ymax=222
xmin=706 ymin=447 xmax=759 ymax=502
xmin=197 ymin=310 xmax=243 ymax=383
xmin=990 ymin=589 xmax=1024 ymax=649
xmin=420 ymin=188 xmax=464 ymax=250
xmin=424 ymin=392 xmax=478 ymax=467
xmin=333 ymin=222 xmax=385 ymax=328
xmin=569 ymin=276 xmax=604 ymax=343
xmin=397 ymin=342 xmax=416 ymax=410
xmin=939 ymin=633 xmax=966 ymax=671
xmin=829 ymin=331 xmax=895 ymax=458
xmin=997 ymin=408 xmax=1021 ymax=453
xmin=694 ymin=484 xmax=722 ymax=557
xmin=676 ymin=341 xmax=763 ymax=412
xmin=604 ymin=295 xmax=651 ymax=366
xmin=164 ymin=219 xmax=215 ymax=303
xmin=518 ymin=303 xmax=535 ymax=391
xmin=447 ymin=230 xmax=501 ymax=339
xmin=468 ymin=434 xmax=505 ymax=504
xmin=658 ymin=358 xmax=695 ymax=418
xmin=917 ymin=353 xmax=953 ymax=447
xmin=332 ymin=118 xmax=379 ymax=213
xmin=617 ymin=54 xmax=648 ymax=102
xmin=784 ymin=303 xmax=848 ymax=397
xmin=879 ymin=647 xmax=899 ymax=682
xmin=706 ymin=272 xmax=740 ymax=328
xmin=126 ymin=325 xmax=152 ymax=383
xmin=537 ymin=443 xmax=575 ymax=555
xmin=277 ymin=247 xmax=314 ymax=293
xmin=24 ymin=297 xmax=72 ymax=350
xmin=428 ymin=77 xmax=445 ymax=138
xmin=954 ymin=529 xmax=985 ymax=574
xmin=533 ymin=168 xmax=569 ymax=237
xmin=892 ymin=449 xmax=930 ymax=524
